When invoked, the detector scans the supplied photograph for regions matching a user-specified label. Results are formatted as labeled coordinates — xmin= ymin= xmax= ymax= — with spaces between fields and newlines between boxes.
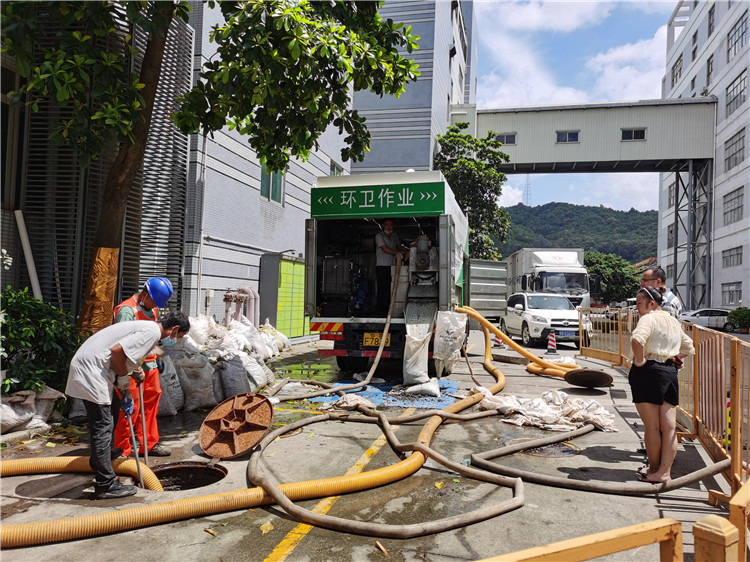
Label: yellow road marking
xmin=264 ymin=407 xmax=417 ymax=562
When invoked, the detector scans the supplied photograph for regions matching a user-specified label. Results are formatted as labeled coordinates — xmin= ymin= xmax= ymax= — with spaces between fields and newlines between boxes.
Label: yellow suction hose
xmin=0 ymin=309 xmax=506 ymax=548
xmin=0 ymin=456 xmax=163 ymax=492
xmin=457 ymin=306 xmax=580 ymax=378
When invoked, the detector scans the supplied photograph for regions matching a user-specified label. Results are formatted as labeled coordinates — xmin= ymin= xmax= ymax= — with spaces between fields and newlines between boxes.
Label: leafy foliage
xmin=0 ymin=287 xmax=82 ymax=394
xmin=173 ymin=0 xmax=420 ymax=172
xmin=1 ymin=1 xmax=190 ymax=166
xmin=433 ymin=123 xmax=511 ymax=260
xmin=496 ymin=203 xmax=658 ymax=263
xmin=727 ymin=307 xmax=750 ymax=329
xmin=584 ymin=251 xmax=640 ymax=305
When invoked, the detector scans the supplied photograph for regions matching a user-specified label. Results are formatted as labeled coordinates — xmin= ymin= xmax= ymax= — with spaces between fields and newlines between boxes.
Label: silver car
xmin=679 ymin=308 xmax=736 ymax=332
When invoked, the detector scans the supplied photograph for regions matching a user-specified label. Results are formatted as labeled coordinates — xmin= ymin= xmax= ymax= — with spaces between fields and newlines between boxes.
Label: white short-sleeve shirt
xmin=65 ymin=321 xmax=161 ymax=404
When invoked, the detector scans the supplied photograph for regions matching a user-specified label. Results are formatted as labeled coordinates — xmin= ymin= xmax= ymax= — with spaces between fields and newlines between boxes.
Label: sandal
xmin=636 ymin=465 xmax=649 ymax=477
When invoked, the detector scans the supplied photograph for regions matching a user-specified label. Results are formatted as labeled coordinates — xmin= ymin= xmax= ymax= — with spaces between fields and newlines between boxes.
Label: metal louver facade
xmin=12 ymin=6 xmax=193 ymax=315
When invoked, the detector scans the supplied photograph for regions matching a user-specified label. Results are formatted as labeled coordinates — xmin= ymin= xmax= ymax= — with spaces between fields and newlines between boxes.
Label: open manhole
xmin=152 ymin=461 xmax=228 ymax=491
xmin=506 ymin=438 xmax=581 ymax=457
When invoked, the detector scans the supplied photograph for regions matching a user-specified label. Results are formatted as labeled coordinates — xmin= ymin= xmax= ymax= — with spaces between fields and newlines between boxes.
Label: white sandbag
xmin=0 ymin=387 xmax=65 ymax=433
xmin=402 ymin=332 xmax=431 ymax=386
xmin=157 ymin=388 xmax=177 ymax=417
xmin=1 ymin=391 xmax=35 ymax=433
xmin=433 ymin=311 xmax=467 ymax=378
xmin=403 ymin=378 xmax=441 ymax=397
xmin=259 ymin=330 xmax=279 ymax=356
xmin=223 ymin=351 xmax=267 ymax=390
xmin=159 ymin=356 xmax=185 ymax=411
xmin=176 ymin=360 xmax=217 ymax=412
xmin=170 ymin=333 xmax=201 ymax=353
xmin=188 ymin=315 xmax=211 ymax=346
xmin=216 ymin=361 xmax=253 ymax=397
xmin=250 ymin=352 xmax=275 ymax=386
xmin=259 ymin=319 xmax=292 ymax=351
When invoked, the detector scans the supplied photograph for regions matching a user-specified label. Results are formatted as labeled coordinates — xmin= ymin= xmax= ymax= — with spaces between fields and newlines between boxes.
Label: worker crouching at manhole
xmin=112 ymin=277 xmax=175 ymax=458
xmin=64 ymin=312 xmax=191 ymax=499
xmin=628 ymin=287 xmax=694 ymax=484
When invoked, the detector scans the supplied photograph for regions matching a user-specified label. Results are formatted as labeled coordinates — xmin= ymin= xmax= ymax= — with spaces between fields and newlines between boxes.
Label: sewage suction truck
xmin=305 ymin=171 xmax=469 ymax=373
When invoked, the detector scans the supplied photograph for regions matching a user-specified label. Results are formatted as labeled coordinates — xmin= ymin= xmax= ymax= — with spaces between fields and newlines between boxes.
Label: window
xmin=722 ymin=246 xmax=743 ymax=267
xmin=692 ymin=31 xmax=698 ymax=61
xmin=671 ymin=55 xmax=683 ymax=87
xmin=727 ymin=11 xmax=748 ymax=63
xmin=726 ymin=69 xmax=747 ymax=116
xmin=621 ymin=128 xmax=646 ymax=141
xmin=691 ymin=76 xmax=697 ymax=91
xmin=666 ymin=264 xmax=675 ymax=281
xmin=706 ymin=54 xmax=714 ymax=85
xmin=495 ymin=133 xmax=516 ymax=145
xmin=330 ymin=161 xmax=343 ymax=176
xmin=556 ymin=131 xmax=579 ymax=143
xmin=668 ymin=182 xmax=677 ymax=208
xmin=721 ymin=282 xmax=742 ymax=306
xmin=260 ymin=165 xmax=283 ymax=203
xmin=667 ymin=223 xmax=676 ymax=248
xmin=708 ymin=5 xmax=716 ymax=36
xmin=724 ymin=128 xmax=746 ymax=171
xmin=723 ymin=186 xmax=744 ymax=225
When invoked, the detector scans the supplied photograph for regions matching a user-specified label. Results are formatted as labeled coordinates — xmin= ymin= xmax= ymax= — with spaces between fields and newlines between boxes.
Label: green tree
xmin=433 ymin=122 xmax=510 ymax=260
xmin=2 ymin=1 xmax=419 ymax=330
xmin=584 ymin=251 xmax=640 ymax=304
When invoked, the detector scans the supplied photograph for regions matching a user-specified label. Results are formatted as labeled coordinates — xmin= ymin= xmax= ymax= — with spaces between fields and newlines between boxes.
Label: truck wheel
xmin=723 ymin=322 xmax=735 ymax=333
xmin=521 ymin=323 xmax=534 ymax=347
xmin=337 ymin=356 xmax=370 ymax=372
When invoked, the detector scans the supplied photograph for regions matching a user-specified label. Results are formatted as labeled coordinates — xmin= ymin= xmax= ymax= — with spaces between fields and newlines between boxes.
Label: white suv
xmin=500 ymin=292 xmax=589 ymax=348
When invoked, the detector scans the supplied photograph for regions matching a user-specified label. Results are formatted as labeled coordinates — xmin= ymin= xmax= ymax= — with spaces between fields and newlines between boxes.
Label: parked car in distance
xmin=500 ymin=292 xmax=591 ymax=348
xmin=679 ymin=308 xmax=736 ymax=332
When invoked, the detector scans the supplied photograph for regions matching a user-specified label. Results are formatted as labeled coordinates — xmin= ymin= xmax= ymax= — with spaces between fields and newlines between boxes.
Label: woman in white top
xmin=629 ymin=286 xmax=694 ymax=483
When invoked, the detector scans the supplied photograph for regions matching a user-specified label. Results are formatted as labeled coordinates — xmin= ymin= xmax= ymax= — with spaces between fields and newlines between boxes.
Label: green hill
xmin=496 ymin=203 xmax=657 ymax=263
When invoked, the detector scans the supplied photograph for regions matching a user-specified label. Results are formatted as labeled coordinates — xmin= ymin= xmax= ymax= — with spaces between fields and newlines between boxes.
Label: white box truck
xmin=506 ymin=248 xmax=590 ymax=307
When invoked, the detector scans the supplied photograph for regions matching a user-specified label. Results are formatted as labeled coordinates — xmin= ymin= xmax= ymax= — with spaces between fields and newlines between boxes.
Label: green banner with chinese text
xmin=311 ymin=181 xmax=445 ymax=219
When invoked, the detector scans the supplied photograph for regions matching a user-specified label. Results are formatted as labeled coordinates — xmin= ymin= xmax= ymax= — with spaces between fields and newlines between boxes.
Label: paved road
xmin=0 ymin=330 xmax=734 ymax=561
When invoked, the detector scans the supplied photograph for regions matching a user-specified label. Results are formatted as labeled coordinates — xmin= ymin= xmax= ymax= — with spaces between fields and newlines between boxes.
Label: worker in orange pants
xmin=111 ymin=277 xmax=174 ymax=457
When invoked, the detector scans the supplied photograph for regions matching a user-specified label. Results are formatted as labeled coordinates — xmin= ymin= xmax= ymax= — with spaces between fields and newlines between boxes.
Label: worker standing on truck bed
xmin=374 ymin=219 xmax=409 ymax=316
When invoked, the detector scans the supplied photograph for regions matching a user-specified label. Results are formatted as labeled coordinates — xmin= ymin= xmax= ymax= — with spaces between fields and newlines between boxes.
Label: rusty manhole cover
xmin=507 ymin=438 xmax=581 ymax=457
xmin=564 ymin=368 xmax=613 ymax=388
xmin=199 ymin=393 xmax=274 ymax=459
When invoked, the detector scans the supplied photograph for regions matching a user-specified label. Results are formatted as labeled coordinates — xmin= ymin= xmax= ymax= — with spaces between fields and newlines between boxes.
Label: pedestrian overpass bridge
xmin=452 ymin=97 xmax=717 ymax=309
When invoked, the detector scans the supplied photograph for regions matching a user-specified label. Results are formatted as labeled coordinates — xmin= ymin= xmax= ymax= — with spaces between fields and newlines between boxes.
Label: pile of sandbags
xmin=157 ymin=314 xmax=286 ymax=416
xmin=1 ymin=387 xmax=65 ymax=434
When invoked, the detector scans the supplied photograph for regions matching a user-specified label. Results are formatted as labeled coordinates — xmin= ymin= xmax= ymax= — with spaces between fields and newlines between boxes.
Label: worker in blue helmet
xmin=111 ymin=277 xmax=175 ymax=458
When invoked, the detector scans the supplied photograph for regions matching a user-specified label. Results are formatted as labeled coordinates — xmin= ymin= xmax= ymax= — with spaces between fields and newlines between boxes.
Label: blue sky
xmin=473 ymin=1 xmax=679 ymax=211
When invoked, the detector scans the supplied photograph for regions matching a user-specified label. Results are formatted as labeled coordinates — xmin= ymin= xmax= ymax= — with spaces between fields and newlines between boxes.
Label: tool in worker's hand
xmin=139 ymin=382 xmax=148 ymax=466
xmin=119 ymin=389 xmax=144 ymax=489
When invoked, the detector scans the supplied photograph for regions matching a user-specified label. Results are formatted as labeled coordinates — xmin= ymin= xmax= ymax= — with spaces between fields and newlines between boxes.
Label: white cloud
xmin=586 ymin=25 xmax=667 ymax=101
xmin=498 ymin=181 xmax=524 ymax=208
xmin=476 ymin=35 xmax=589 ymax=107
xmin=474 ymin=1 xmax=613 ymax=33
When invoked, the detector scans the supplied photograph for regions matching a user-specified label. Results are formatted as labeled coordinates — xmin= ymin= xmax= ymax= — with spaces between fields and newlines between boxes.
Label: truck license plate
xmin=363 ymin=332 xmax=390 ymax=347
xmin=559 ymin=330 xmax=575 ymax=337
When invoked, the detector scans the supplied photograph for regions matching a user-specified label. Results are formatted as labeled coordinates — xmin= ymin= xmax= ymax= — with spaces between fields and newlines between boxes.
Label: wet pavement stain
xmin=271 ymin=361 xmax=340 ymax=383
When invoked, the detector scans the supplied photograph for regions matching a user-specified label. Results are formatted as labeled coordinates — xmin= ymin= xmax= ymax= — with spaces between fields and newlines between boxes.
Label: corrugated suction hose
xmin=2 ymin=307 xmax=505 ymax=547
xmin=0 ymin=456 xmax=163 ymax=491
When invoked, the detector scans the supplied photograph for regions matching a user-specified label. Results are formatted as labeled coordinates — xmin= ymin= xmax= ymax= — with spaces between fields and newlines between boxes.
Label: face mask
xmin=384 ymin=229 xmax=393 ymax=235
xmin=160 ymin=333 xmax=177 ymax=347
xmin=138 ymin=300 xmax=147 ymax=308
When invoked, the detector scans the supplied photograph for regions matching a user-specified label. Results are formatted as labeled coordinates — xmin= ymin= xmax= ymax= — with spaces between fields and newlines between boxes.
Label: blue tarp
xmin=309 ymin=379 xmax=458 ymax=409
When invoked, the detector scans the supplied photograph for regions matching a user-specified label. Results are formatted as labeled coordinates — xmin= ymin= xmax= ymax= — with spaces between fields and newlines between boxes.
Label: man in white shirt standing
xmin=65 ymin=312 xmax=190 ymax=499
xmin=640 ymin=266 xmax=684 ymax=318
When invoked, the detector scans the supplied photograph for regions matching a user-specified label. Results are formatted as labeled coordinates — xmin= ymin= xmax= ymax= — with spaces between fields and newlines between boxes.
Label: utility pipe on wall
xmin=14 ymin=210 xmax=42 ymax=299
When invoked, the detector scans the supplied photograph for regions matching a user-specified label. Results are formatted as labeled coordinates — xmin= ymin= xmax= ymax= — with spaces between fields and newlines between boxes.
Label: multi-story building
xmin=661 ymin=1 xmax=748 ymax=310
xmin=351 ymin=0 xmax=475 ymax=173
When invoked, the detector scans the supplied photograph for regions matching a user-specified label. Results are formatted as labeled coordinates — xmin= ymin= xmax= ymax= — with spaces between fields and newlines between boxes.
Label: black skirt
xmin=628 ymin=360 xmax=679 ymax=406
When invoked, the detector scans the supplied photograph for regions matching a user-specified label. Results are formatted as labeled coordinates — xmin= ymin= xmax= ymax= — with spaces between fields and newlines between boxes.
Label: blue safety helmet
xmin=145 ymin=277 xmax=173 ymax=308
